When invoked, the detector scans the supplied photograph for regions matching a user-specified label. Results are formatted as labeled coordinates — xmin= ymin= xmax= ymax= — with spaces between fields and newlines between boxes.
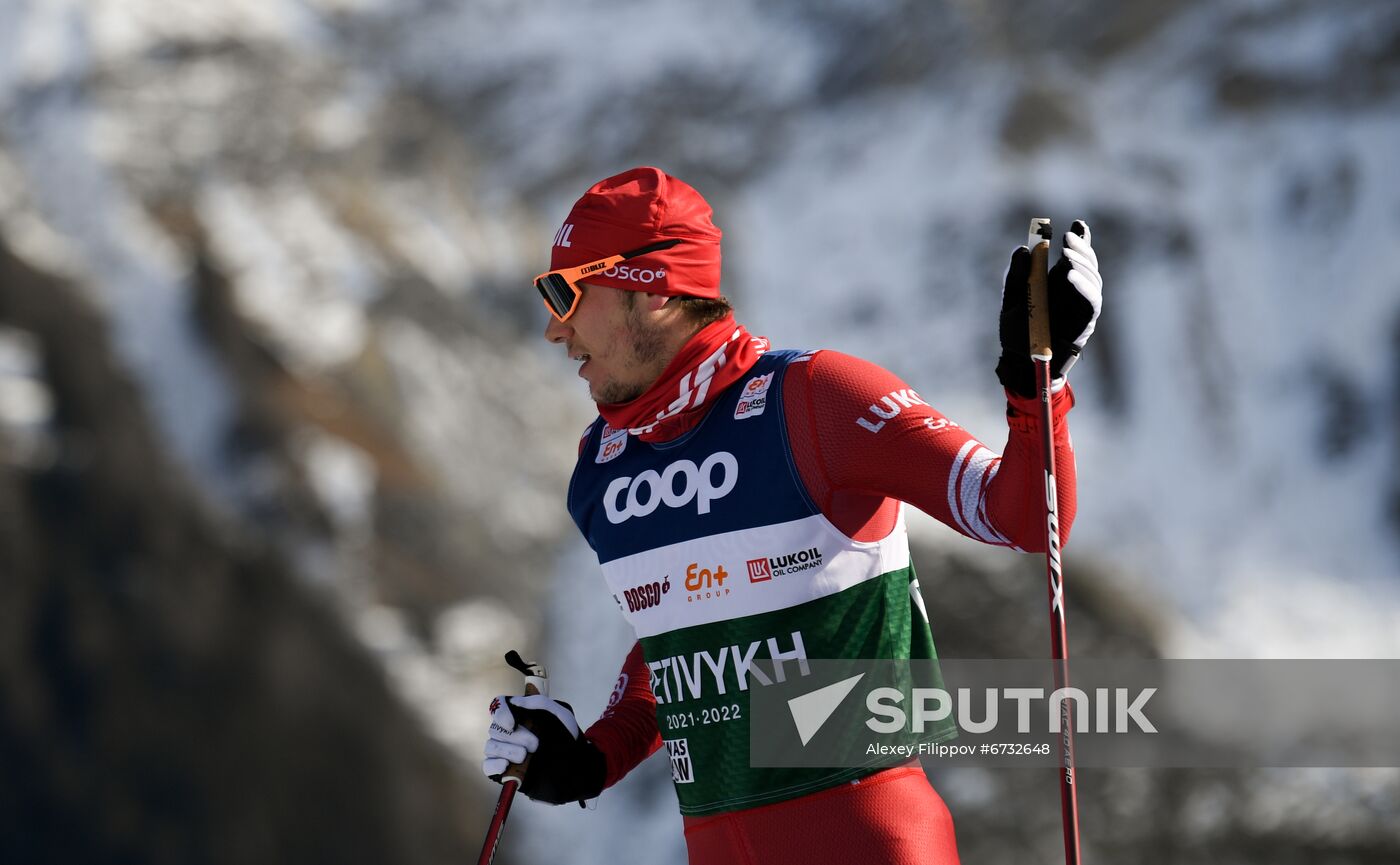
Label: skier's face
xmin=544 ymin=283 xmax=671 ymax=405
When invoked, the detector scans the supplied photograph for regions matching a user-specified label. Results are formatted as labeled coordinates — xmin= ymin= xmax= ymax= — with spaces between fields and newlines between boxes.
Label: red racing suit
xmin=582 ymin=349 xmax=1075 ymax=865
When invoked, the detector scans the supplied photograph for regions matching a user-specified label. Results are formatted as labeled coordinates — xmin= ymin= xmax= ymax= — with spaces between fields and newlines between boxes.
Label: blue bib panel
xmin=569 ymin=350 xmax=816 ymax=563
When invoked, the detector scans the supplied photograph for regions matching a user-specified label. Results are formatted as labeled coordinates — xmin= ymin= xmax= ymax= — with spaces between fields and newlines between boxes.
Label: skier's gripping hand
xmin=482 ymin=693 xmax=607 ymax=806
xmin=996 ymin=220 xmax=1103 ymax=399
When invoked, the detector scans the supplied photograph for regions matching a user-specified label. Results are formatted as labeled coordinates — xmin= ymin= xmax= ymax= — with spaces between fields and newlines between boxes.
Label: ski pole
xmin=1027 ymin=218 xmax=1083 ymax=865
xmin=476 ymin=651 xmax=549 ymax=865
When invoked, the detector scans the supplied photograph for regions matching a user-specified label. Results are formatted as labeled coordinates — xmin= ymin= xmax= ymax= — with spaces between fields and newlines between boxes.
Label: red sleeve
xmin=783 ymin=351 xmax=1076 ymax=551
xmin=583 ymin=641 xmax=662 ymax=789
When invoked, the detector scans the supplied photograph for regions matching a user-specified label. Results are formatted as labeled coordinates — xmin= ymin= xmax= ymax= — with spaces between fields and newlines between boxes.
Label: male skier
xmin=483 ymin=166 xmax=1102 ymax=864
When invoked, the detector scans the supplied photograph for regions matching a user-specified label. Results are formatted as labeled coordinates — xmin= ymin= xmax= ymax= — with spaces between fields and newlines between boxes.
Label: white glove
xmin=481 ymin=693 xmax=604 ymax=805
xmin=1050 ymin=221 xmax=1103 ymax=379
xmin=481 ymin=693 xmax=581 ymax=778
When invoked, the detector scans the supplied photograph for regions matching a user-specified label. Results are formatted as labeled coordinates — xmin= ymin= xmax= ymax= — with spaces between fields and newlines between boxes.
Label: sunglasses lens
xmin=535 ymin=273 xmax=578 ymax=319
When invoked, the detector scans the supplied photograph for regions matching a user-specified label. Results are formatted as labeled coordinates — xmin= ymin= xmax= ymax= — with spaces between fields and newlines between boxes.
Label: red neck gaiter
xmin=598 ymin=316 xmax=769 ymax=443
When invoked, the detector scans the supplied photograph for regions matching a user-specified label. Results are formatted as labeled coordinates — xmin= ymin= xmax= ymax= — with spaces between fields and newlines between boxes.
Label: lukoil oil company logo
xmin=666 ymin=738 xmax=695 ymax=784
xmin=734 ymin=372 xmax=774 ymax=420
xmin=596 ymin=423 xmax=628 ymax=464
xmin=603 ymin=264 xmax=666 ymax=285
xmin=622 ymin=576 xmax=670 ymax=612
xmin=684 ymin=562 xmax=730 ymax=603
xmin=603 ymin=451 xmax=738 ymax=524
xmin=855 ymin=389 xmax=930 ymax=434
xmin=746 ymin=547 xmax=824 ymax=581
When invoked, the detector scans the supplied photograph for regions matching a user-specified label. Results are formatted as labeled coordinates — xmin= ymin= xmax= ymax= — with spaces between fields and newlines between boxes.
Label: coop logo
xmin=666 ymin=738 xmax=695 ymax=784
xmin=747 ymin=547 xmax=824 ymax=580
xmin=603 ymin=264 xmax=667 ymax=285
xmin=622 ymin=576 xmax=671 ymax=613
xmin=734 ymin=372 xmax=774 ymax=419
xmin=596 ymin=424 xmax=628 ymax=464
xmin=604 ymin=452 xmax=738 ymax=524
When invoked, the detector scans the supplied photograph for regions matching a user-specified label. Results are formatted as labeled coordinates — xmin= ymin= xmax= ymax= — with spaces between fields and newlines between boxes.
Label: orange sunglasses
xmin=534 ymin=238 xmax=681 ymax=322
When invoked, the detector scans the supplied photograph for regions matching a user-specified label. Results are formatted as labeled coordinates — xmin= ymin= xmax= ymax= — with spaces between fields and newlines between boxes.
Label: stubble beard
xmin=592 ymin=299 xmax=669 ymax=405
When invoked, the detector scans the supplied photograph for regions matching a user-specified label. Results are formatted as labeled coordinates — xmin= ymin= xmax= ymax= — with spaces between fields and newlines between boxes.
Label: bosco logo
xmin=603 ymin=264 xmax=667 ymax=285
xmin=603 ymin=452 xmax=739 ymax=524
xmin=622 ymin=576 xmax=671 ymax=612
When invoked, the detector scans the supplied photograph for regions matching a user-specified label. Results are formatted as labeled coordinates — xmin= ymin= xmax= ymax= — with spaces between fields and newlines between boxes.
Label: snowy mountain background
xmin=1 ymin=1 xmax=1397 ymax=863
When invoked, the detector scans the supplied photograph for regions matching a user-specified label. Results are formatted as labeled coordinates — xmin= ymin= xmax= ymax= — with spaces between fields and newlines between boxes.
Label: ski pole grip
xmin=500 ymin=651 xmax=548 ymax=786
xmin=1027 ymin=218 xmax=1053 ymax=361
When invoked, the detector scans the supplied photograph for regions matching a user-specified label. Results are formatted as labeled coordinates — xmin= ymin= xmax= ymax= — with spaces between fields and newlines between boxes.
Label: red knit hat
xmin=548 ymin=166 xmax=723 ymax=299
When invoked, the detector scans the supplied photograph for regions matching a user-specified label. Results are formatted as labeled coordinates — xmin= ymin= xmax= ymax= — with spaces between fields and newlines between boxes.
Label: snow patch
xmin=199 ymin=181 xmax=377 ymax=373
xmin=296 ymin=429 xmax=376 ymax=533
xmin=0 ymin=325 xmax=55 ymax=467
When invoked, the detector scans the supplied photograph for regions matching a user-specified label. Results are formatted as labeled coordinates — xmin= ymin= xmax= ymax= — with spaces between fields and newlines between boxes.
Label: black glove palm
xmin=996 ymin=220 xmax=1102 ymax=399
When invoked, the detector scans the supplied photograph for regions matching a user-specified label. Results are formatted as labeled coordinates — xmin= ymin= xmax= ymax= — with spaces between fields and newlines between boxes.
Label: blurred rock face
xmin=0 ymin=4 xmax=593 ymax=860
xmin=0 ymin=247 xmax=483 ymax=865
